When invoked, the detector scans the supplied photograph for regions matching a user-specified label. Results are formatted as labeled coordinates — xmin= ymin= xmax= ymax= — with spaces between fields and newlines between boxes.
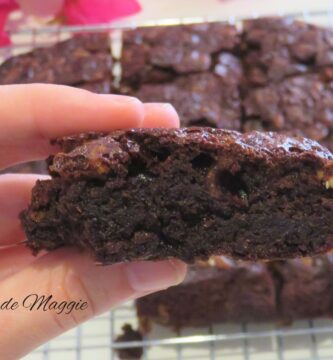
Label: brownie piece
xmin=121 ymin=22 xmax=240 ymax=87
xmin=270 ymin=255 xmax=333 ymax=322
xmin=242 ymin=17 xmax=333 ymax=86
xmin=0 ymin=33 xmax=112 ymax=85
xmin=137 ymin=256 xmax=277 ymax=329
xmin=137 ymin=255 xmax=333 ymax=329
xmin=115 ymin=324 xmax=143 ymax=360
xmin=20 ymin=128 xmax=333 ymax=263
xmin=243 ymin=72 xmax=333 ymax=151
xmin=130 ymin=70 xmax=242 ymax=129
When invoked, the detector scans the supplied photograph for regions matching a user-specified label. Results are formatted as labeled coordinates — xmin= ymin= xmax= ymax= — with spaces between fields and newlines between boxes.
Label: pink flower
xmin=62 ymin=0 xmax=141 ymax=25
xmin=0 ymin=0 xmax=19 ymax=46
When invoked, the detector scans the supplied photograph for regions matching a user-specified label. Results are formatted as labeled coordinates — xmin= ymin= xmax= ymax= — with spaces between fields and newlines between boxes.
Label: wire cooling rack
xmin=22 ymin=300 xmax=333 ymax=360
xmin=2 ymin=4 xmax=332 ymax=360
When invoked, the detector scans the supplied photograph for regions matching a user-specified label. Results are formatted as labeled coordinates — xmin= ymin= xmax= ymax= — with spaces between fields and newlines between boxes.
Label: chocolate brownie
xmin=242 ymin=17 xmax=333 ymax=86
xmin=137 ymin=257 xmax=277 ymax=329
xmin=130 ymin=71 xmax=242 ymax=129
xmin=0 ymin=33 xmax=112 ymax=85
xmin=136 ymin=255 xmax=333 ymax=329
xmin=270 ymin=255 xmax=333 ymax=322
xmin=21 ymin=128 xmax=333 ymax=263
xmin=115 ymin=324 xmax=143 ymax=360
xmin=121 ymin=22 xmax=240 ymax=87
xmin=243 ymin=72 xmax=333 ymax=151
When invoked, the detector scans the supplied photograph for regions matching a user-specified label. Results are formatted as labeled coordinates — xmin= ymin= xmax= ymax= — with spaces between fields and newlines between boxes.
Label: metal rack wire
xmin=24 ymin=301 xmax=333 ymax=360
xmin=6 ymin=5 xmax=333 ymax=360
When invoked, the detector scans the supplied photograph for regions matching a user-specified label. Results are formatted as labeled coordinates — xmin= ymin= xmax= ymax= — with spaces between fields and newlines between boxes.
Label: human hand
xmin=0 ymin=84 xmax=186 ymax=359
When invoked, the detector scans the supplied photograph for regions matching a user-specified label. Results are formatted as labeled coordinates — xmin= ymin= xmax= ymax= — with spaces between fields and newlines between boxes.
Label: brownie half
xmin=243 ymin=71 xmax=333 ymax=151
xmin=121 ymin=22 xmax=240 ymax=87
xmin=242 ymin=17 xmax=333 ymax=87
xmin=21 ymin=128 xmax=333 ymax=263
xmin=137 ymin=257 xmax=277 ymax=329
xmin=128 ymin=70 xmax=242 ymax=129
xmin=0 ymin=33 xmax=112 ymax=85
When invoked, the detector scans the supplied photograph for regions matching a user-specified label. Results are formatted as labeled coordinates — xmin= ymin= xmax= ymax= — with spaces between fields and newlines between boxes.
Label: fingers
xmin=143 ymin=103 xmax=179 ymax=128
xmin=0 ymin=174 xmax=49 ymax=245
xmin=0 ymin=85 xmax=144 ymax=168
xmin=0 ymin=245 xmax=45 ymax=282
xmin=0 ymin=101 xmax=179 ymax=243
xmin=0 ymin=84 xmax=179 ymax=168
xmin=0 ymin=248 xmax=186 ymax=359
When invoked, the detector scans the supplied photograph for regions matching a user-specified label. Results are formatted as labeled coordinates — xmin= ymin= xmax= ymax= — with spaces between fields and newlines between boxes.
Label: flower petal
xmin=63 ymin=0 xmax=141 ymax=25
xmin=0 ymin=1 xmax=19 ymax=46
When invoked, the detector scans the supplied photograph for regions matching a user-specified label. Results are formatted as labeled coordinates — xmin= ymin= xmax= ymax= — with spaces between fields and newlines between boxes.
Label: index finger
xmin=0 ymin=84 xmax=144 ymax=168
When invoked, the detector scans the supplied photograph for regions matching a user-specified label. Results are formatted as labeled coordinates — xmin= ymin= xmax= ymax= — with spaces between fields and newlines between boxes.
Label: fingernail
xmin=100 ymin=94 xmax=144 ymax=126
xmin=125 ymin=259 xmax=186 ymax=292
xmin=143 ymin=103 xmax=180 ymax=128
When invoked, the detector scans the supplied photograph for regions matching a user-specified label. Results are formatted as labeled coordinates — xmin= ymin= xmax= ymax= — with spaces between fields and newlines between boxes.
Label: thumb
xmin=16 ymin=0 xmax=65 ymax=16
xmin=0 ymin=248 xmax=186 ymax=359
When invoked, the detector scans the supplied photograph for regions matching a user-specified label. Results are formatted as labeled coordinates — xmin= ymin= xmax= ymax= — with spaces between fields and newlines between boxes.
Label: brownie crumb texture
xmin=20 ymin=129 xmax=333 ymax=264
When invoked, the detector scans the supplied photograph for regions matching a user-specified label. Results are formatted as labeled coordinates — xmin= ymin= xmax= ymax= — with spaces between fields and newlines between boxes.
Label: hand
xmin=0 ymin=84 xmax=186 ymax=359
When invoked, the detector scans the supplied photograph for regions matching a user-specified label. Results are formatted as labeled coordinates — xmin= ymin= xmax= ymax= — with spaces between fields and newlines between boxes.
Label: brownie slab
xmin=20 ymin=128 xmax=333 ymax=263
xmin=0 ymin=33 xmax=112 ymax=85
xmin=136 ymin=255 xmax=333 ymax=329
xmin=243 ymin=72 xmax=333 ymax=151
xmin=129 ymin=70 xmax=242 ymax=129
xmin=121 ymin=22 xmax=240 ymax=87
xmin=137 ymin=257 xmax=277 ymax=329
xmin=242 ymin=17 xmax=333 ymax=86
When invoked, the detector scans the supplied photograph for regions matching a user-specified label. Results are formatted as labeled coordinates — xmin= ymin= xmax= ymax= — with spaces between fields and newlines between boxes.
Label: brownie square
xmin=271 ymin=256 xmax=333 ymax=322
xmin=0 ymin=33 xmax=112 ymax=85
xmin=129 ymin=66 xmax=242 ymax=129
xmin=136 ymin=257 xmax=277 ymax=329
xmin=242 ymin=17 xmax=333 ymax=86
xmin=243 ymin=71 xmax=333 ymax=151
xmin=121 ymin=22 xmax=240 ymax=87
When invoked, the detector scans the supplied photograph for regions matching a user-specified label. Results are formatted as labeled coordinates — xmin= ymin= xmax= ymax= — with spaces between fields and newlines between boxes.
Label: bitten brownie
xmin=137 ymin=257 xmax=277 ymax=329
xmin=243 ymin=72 xmax=333 ymax=151
xmin=21 ymin=128 xmax=333 ymax=263
xmin=121 ymin=22 xmax=240 ymax=87
xmin=0 ymin=33 xmax=112 ymax=86
xmin=242 ymin=17 xmax=333 ymax=86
